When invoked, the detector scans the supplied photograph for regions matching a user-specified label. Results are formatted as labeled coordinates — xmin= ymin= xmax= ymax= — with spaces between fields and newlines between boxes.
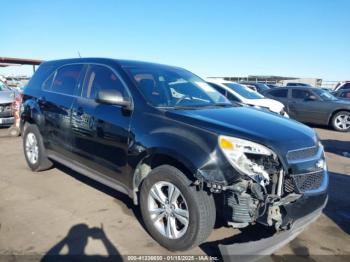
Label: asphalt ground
xmin=0 ymin=125 xmax=349 ymax=261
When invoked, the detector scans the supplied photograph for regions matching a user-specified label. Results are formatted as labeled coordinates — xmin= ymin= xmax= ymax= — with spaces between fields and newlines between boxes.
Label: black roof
xmin=42 ymin=57 xmax=182 ymax=70
xmin=117 ymin=59 xmax=181 ymax=69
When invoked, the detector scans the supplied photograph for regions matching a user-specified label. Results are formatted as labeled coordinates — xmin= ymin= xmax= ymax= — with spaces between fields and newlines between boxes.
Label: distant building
xmin=208 ymin=75 xmax=323 ymax=87
xmin=282 ymin=78 xmax=322 ymax=87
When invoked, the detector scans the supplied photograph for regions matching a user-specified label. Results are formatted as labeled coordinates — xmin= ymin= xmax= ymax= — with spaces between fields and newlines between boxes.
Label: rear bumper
xmin=219 ymin=195 xmax=327 ymax=261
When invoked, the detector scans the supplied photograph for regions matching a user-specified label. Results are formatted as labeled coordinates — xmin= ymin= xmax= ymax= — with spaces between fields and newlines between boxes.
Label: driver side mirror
xmin=96 ymin=89 xmax=132 ymax=109
xmin=305 ymin=95 xmax=317 ymax=101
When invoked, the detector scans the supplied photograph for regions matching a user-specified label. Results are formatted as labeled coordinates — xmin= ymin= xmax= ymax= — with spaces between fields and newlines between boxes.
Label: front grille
xmin=0 ymin=103 xmax=12 ymax=112
xmin=287 ymin=146 xmax=318 ymax=161
xmin=284 ymin=177 xmax=295 ymax=193
xmin=290 ymin=171 xmax=324 ymax=193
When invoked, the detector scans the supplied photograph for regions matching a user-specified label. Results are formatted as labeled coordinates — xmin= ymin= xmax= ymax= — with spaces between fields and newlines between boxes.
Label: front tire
xmin=331 ymin=111 xmax=350 ymax=132
xmin=23 ymin=124 xmax=53 ymax=171
xmin=140 ymin=165 xmax=216 ymax=251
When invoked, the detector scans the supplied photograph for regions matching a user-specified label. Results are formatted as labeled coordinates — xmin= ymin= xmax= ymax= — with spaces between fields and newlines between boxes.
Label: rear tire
xmin=140 ymin=165 xmax=216 ymax=251
xmin=331 ymin=111 xmax=350 ymax=132
xmin=23 ymin=124 xmax=53 ymax=171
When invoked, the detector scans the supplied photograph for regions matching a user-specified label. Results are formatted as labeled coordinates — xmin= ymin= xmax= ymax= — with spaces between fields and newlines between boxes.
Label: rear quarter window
xmin=26 ymin=63 xmax=56 ymax=91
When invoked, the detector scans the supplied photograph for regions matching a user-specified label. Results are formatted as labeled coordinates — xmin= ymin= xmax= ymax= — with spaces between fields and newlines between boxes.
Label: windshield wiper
xmin=161 ymin=103 xmax=234 ymax=110
xmin=173 ymin=103 xmax=234 ymax=109
xmin=173 ymin=105 xmax=202 ymax=110
xmin=212 ymin=102 xmax=233 ymax=107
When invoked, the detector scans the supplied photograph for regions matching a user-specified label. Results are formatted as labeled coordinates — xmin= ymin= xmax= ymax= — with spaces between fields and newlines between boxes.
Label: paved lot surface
xmin=0 ymin=126 xmax=349 ymax=260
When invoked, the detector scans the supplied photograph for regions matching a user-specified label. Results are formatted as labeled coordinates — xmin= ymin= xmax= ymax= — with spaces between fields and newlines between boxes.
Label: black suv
xmin=21 ymin=58 xmax=328 ymax=251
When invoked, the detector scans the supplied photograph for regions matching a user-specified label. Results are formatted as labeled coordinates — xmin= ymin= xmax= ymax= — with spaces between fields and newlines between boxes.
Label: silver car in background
xmin=0 ymin=82 xmax=15 ymax=126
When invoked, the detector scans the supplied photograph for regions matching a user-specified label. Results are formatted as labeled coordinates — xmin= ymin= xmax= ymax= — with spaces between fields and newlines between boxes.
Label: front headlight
xmin=219 ymin=135 xmax=277 ymax=186
xmin=317 ymin=140 xmax=327 ymax=171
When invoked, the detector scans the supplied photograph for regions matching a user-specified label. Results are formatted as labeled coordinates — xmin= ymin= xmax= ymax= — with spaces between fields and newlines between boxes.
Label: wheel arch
xmin=328 ymin=109 xmax=350 ymax=125
xmin=20 ymin=99 xmax=44 ymax=132
xmin=131 ymin=150 xmax=198 ymax=205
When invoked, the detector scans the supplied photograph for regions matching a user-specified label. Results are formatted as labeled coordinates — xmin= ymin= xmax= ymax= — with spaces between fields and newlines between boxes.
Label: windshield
xmin=224 ymin=83 xmax=263 ymax=99
xmin=123 ymin=65 xmax=231 ymax=108
xmin=314 ymin=89 xmax=338 ymax=101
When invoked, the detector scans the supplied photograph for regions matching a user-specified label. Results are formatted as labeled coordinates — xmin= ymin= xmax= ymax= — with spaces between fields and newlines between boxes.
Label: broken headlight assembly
xmin=219 ymin=135 xmax=278 ymax=187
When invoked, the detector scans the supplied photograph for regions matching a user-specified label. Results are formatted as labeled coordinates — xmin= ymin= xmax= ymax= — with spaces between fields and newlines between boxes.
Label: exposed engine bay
xmin=202 ymin=148 xmax=326 ymax=231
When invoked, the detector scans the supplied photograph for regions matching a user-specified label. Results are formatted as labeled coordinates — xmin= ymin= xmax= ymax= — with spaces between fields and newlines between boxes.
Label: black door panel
xmin=40 ymin=64 xmax=84 ymax=156
xmin=70 ymin=64 xmax=132 ymax=186
xmin=42 ymin=91 xmax=75 ymax=156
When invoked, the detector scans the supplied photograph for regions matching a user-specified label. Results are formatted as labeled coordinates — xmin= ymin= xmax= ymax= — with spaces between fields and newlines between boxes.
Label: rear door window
xmin=292 ymin=89 xmax=312 ymax=100
xmin=340 ymin=83 xmax=350 ymax=90
xmin=340 ymin=91 xmax=350 ymax=98
xmin=51 ymin=64 xmax=83 ymax=95
xmin=82 ymin=65 xmax=127 ymax=99
xmin=268 ymin=89 xmax=288 ymax=98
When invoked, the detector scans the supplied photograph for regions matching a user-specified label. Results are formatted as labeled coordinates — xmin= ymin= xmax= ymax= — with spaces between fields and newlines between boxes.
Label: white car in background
xmin=207 ymin=79 xmax=289 ymax=117
xmin=6 ymin=77 xmax=21 ymax=87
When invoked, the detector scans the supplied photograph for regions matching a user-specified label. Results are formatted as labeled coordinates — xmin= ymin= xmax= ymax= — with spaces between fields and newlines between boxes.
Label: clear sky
xmin=1 ymin=0 xmax=349 ymax=80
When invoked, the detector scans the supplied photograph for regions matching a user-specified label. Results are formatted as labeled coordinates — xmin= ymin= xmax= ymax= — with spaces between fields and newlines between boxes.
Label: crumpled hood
xmin=247 ymin=98 xmax=284 ymax=113
xmin=0 ymin=91 xmax=15 ymax=104
xmin=166 ymin=106 xmax=318 ymax=159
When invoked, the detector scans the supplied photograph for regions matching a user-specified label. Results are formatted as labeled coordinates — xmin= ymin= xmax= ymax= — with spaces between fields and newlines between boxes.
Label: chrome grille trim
xmin=286 ymin=145 xmax=324 ymax=164
xmin=287 ymin=146 xmax=318 ymax=161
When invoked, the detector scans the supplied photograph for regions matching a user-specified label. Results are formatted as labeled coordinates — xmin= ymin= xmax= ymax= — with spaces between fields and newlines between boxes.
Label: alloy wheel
xmin=25 ymin=133 xmax=39 ymax=164
xmin=147 ymin=181 xmax=189 ymax=239
xmin=335 ymin=114 xmax=350 ymax=130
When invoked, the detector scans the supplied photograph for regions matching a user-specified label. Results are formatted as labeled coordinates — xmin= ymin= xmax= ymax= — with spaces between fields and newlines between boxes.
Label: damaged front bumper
xmin=219 ymin=195 xmax=327 ymax=262
xmin=195 ymin=138 xmax=329 ymax=259
xmin=219 ymin=170 xmax=328 ymax=230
